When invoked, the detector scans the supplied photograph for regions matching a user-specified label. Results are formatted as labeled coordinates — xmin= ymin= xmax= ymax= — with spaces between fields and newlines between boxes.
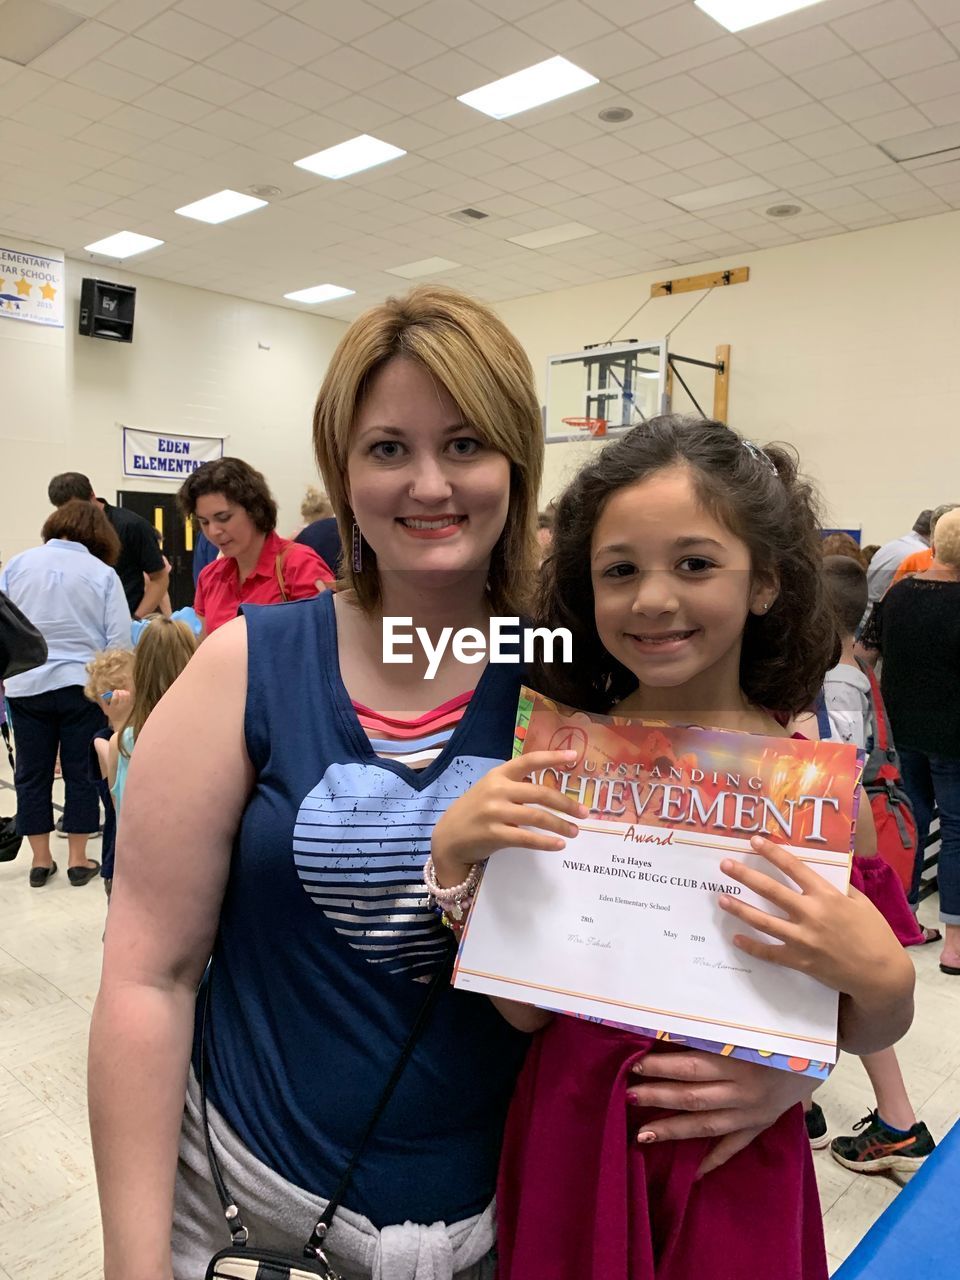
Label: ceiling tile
xmin=290 ymin=0 xmax=390 ymax=41
xmin=632 ymin=73 xmax=716 ymax=115
xmin=405 ymin=0 xmax=501 ymax=45
xmin=819 ymin=145 xmax=891 ymax=175
xmin=615 ymin=118 xmax=694 ymax=152
xmin=409 ymin=50 xmax=497 ymax=95
xmin=30 ymin=20 xmax=122 ymax=76
xmin=856 ymin=171 xmax=926 ymax=197
xmin=376 ymin=117 xmax=448 ymax=151
xmin=739 ymin=140 xmax=809 ymax=170
xmin=137 ymin=83 xmax=215 ymax=123
xmin=829 ymin=0 xmax=931 ymax=50
xmin=855 ymin=105 xmax=932 ymax=141
xmin=923 ymin=91 xmax=960 ymax=124
xmin=457 ymin=27 xmax=553 ymax=76
xmin=176 ymin=0 xmax=276 ymax=37
xmin=793 ymin=55 xmax=880 ymax=99
xmin=727 ymin=77 xmax=812 ymax=117
xmin=760 ymin=26 xmax=853 ymax=75
xmin=893 ymin=61 xmax=960 ymax=104
xmin=794 ymin=123 xmax=867 ymax=158
xmin=354 ymin=20 xmax=448 ymax=71
xmin=364 ymin=73 xmax=446 ymax=113
xmin=566 ymin=31 xmax=656 ymax=79
xmin=321 ymin=94 xmax=402 ymax=131
xmin=205 ymin=40 xmax=296 ymax=86
xmin=707 ymin=121 xmax=781 ymax=155
xmin=628 ymin=4 xmax=721 ymax=58
xmin=516 ymin=1 xmax=614 ymax=50
xmin=68 ymin=59 xmax=157 ymax=103
xmin=138 ymin=11 xmax=234 ymax=59
xmin=826 ymin=81 xmax=911 ymax=122
xmin=692 ymin=52 xmax=780 ymax=97
xmin=764 ymin=102 xmax=840 ymax=140
xmin=263 ymin=68 xmax=347 ymax=110
xmin=309 ymin=46 xmax=396 ymax=90
xmin=527 ymin=114 xmax=603 ymax=147
xmin=246 ymin=15 xmax=339 ymax=64
xmin=98 ymin=34 xmax=193 ymax=81
xmin=672 ymin=98 xmax=749 ymax=135
xmin=98 ymin=0 xmax=177 ymax=31
xmin=166 ymin=64 xmax=249 ymax=105
xmin=649 ymin=137 xmax=725 ymax=170
xmin=866 ymin=31 xmax=957 ymax=78
xmin=36 ymin=81 xmax=123 ymax=120
xmin=764 ymin=158 xmax=833 ymax=185
xmin=230 ymin=89 xmax=309 ymax=126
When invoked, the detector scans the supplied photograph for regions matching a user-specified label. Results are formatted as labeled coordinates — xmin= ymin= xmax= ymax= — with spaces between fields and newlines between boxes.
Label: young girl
xmin=430 ymin=416 xmax=916 ymax=1279
xmin=107 ymin=615 xmax=197 ymax=818
xmin=84 ymin=649 xmax=135 ymax=896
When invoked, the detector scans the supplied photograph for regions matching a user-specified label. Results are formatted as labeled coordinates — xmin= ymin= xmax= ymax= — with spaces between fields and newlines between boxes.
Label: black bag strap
xmin=199 ymin=952 xmax=451 ymax=1265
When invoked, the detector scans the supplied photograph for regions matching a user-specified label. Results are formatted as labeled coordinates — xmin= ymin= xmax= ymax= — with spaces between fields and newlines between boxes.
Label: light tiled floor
xmin=0 ymin=769 xmax=957 ymax=1280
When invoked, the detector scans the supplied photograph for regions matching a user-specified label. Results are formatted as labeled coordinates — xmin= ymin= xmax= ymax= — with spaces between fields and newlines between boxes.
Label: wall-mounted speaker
xmin=79 ymin=278 xmax=136 ymax=342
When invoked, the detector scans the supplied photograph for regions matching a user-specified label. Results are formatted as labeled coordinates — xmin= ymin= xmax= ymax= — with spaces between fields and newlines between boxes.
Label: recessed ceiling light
xmin=84 ymin=231 xmax=164 ymax=259
xmin=508 ymin=223 xmax=597 ymax=249
xmin=0 ymin=0 xmax=84 ymax=67
xmin=695 ymin=0 xmax=827 ymax=31
xmin=294 ymin=135 xmax=405 ymax=180
xmin=766 ymin=203 xmax=803 ymax=218
xmin=386 ymin=257 xmax=462 ymax=279
xmin=175 ymin=189 xmax=268 ymax=224
xmin=283 ymin=283 xmax=355 ymax=304
xmin=599 ymin=106 xmax=634 ymax=124
xmin=458 ymin=56 xmax=599 ymax=121
xmin=669 ymin=177 xmax=775 ymax=211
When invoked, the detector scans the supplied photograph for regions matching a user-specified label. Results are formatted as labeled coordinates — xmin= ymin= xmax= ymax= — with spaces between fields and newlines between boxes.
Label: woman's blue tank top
xmin=194 ymin=592 xmax=529 ymax=1228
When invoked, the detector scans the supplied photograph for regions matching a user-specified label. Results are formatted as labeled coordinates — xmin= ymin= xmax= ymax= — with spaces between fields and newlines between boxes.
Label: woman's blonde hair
xmin=933 ymin=508 xmax=960 ymax=568
xmin=300 ymin=486 xmax=333 ymax=523
xmin=84 ymin=649 xmax=134 ymax=702
xmin=119 ymin=616 xmax=198 ymax=756
xmin=312 ymin=286 xmax=544 ymax=614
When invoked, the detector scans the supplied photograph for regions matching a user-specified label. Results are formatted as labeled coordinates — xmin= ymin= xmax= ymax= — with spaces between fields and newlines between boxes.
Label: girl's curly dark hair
xmin=178 ymin=457 xmax=277 ymax=533
xmin=532 ymin=415 xmax=840 ymax=718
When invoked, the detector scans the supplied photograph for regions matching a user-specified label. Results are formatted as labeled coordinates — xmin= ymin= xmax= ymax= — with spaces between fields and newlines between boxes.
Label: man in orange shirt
xmin=892 ymin=503 xmax=958 ymax=585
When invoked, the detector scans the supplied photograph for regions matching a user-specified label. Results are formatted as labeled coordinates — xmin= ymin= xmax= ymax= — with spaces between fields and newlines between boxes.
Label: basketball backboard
xmin=544 ymin=339 xmax=667 ymax=445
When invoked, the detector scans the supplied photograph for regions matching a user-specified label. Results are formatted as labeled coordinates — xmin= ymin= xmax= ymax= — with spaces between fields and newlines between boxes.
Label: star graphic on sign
xmin=15 ymin=277 xmax=31 ymax=296
xmin=40 ymin=282 xmax=56 ymax=302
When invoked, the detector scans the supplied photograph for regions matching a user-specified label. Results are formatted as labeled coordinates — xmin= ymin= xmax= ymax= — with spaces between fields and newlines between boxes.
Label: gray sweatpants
xmin=172 ymin=1071 xmax=497 ymax=1280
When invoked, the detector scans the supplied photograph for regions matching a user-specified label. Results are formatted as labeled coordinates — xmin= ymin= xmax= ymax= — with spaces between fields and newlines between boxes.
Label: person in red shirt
xmin=178 ymin=458 xmax=334 ymax=636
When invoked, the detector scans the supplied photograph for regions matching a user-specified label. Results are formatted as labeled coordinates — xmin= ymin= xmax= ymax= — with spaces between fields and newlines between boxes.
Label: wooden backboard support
xmin=713 ymin=345 xmax=730 ymax=424
xmin=651 ymin=266 xmax=749 ymax=298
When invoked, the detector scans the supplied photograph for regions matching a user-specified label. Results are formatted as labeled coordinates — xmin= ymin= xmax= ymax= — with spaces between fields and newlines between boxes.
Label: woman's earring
xmin=352 ymin=521 xmax=362 ymax=574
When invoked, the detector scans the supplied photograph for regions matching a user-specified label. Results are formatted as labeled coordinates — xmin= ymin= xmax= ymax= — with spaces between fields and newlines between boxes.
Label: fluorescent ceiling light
xmin=295 ymin=135 xmax=405 ymax=179
xmin=84 ymin=231 xmax=164 ymax=259
xmin=695 ymin=0 xmax=827 ymax=32
xmin=283 ymin=283 xmax=355 ymax=304
xmin=386 ymin=257 xmax=461 ymax=279
xmin=175 ymin=189 xmax=268 ymax=224
xmin=508 ymin=223 xmax=597 ymax=249
xmin=458 ymin=56 xmax=598 ymax=121
xmin=879 ymin=124 xmax=960 ymax=163
xmin=0 ymin=0 xmax=84 ymax=66
xmin=669 ymin=176 xmax=775 ymax=211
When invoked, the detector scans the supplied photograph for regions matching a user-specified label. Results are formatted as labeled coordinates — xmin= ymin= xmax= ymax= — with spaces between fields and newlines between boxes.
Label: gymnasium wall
xmin=0 ymin=235 xmax=347 ymax=562
xmin=497 ymin=210 xmax=960 ymax=548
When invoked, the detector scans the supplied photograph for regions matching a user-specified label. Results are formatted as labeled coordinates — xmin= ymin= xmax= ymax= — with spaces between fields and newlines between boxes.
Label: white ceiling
xmin=2 ymin=0 xmax=959 ymax=320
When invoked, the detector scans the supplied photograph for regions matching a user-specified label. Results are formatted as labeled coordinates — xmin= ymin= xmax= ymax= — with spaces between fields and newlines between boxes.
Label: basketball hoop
xmin=561 ymin=416 xmax=607 ymax=437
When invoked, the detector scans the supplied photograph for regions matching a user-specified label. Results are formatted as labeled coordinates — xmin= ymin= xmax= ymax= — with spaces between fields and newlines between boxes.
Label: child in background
xmin=430 ymin=417 xmax=916 ymax=1280
xmin=814 ymin=557 xmax=936 ymax=1179
xmin=84 ymin=650 xmax=134 ymax=896
xmin=107 ymin=616 xmax=197 ymax=820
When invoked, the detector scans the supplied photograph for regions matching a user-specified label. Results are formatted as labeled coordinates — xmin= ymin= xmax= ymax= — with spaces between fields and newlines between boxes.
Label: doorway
xmin=116 ymin=489 xmax=195 ymax=611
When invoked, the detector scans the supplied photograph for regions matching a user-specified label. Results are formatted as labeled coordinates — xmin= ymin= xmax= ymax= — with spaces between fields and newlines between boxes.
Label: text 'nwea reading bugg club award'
xmin=453 ymin=689 xmax=865 ymax=1080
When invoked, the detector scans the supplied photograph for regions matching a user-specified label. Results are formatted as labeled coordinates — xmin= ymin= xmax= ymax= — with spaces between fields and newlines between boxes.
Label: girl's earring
xmin=352 ymin=521 xmax=363 ymax=574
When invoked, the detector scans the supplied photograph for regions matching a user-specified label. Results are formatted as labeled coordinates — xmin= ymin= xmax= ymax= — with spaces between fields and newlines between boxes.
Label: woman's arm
xmin=89 ymin=619 xmax=254 ymax=1280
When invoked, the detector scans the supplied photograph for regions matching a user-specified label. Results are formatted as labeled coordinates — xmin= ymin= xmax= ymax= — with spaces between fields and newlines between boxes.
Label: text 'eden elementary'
xmin=382 ymin=618 xmax=573 ymax=680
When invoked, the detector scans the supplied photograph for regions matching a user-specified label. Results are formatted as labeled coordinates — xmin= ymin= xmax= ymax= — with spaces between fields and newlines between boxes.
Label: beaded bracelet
xmin=423 ymin=856 xmax=483 ymax=924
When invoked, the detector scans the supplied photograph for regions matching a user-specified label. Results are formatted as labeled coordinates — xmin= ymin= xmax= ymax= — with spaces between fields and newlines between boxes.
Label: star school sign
xmin=0 ymin=246 xmax=64 ymax=328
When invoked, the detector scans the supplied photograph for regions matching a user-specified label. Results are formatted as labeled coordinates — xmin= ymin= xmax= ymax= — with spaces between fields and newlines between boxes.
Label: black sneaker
xmin=831 ymin=1110 xmax=936 ymax=1182
xmin=804 ymin=1101 xmax=830 ymax=1150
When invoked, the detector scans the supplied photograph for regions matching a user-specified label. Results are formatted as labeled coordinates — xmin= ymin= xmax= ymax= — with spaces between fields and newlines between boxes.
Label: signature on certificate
xmin=567 ymin=933 xmax=613 ymax=949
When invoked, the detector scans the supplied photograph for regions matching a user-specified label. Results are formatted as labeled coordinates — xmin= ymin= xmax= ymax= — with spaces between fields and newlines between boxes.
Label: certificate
xmin=453 ymin=689 xmax=864 ymax=1077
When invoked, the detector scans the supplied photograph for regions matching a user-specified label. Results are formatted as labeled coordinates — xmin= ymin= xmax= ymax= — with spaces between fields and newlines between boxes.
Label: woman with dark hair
xmin=0 ymin=499 xmax=131 ymax=886
xmin=178 ymin=457 xmax=334 ymax=636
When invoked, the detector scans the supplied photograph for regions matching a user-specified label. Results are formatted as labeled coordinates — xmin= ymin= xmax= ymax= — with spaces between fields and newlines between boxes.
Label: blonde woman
xmin=90 ymin=289 xmax=821 ymax=1280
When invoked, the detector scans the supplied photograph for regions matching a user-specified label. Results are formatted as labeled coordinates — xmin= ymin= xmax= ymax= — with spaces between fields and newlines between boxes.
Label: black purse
xmin=200 ymin=958 xmax=451 ymax=1280
xmin=0 ymin=590 xmax=47 ymax=681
